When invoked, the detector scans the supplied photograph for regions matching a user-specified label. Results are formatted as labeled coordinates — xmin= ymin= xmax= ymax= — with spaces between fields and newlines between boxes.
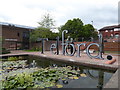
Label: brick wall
xmin=31 ymin=41 xmax=120 ymax=51
xmin=30 ymin=41 xmax=62 ymax=51
xmin=103 ymin=42 xmax=120 ymax=51
xmin=2 ymin=25 xmax=31 ymax=49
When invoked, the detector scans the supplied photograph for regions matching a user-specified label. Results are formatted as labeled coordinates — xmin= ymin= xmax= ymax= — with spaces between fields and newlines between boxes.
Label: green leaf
xmin=56 ymin=84 xmax=63 ymax=88
xmin=73 ymin=76 xmax=79 ymax=79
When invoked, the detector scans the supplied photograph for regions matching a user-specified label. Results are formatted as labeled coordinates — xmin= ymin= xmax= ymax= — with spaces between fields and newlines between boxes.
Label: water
xmin=25 ymin=55 xmax=115 ymax=89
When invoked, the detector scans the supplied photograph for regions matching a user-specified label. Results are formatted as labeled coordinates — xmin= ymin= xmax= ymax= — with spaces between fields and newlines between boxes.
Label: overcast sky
xmin=0 ymin=0 xmax=119 ymax=31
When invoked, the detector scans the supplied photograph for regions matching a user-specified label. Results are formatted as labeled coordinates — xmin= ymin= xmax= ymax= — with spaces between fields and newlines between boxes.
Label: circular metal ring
xmin=65 ymin=44 xmax=75 ymax=56
xmin=86 ymin=43 xmax=100 ymax=59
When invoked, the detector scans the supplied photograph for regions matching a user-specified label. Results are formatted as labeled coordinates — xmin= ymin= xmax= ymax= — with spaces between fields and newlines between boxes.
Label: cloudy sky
xmin=0 ymin=0 xmax=119 ymax=31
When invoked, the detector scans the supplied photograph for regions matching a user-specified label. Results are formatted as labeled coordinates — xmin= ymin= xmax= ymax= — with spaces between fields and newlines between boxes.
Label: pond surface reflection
xmin=26 ymin=55 xmax=114 ymax=89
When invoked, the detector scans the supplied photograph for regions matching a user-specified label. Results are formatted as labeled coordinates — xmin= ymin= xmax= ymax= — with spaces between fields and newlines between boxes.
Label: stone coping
xmin=28 ymin=54 xmax=117 ymax=71
xmin=103 ymin=69 xmax=119 ymax=89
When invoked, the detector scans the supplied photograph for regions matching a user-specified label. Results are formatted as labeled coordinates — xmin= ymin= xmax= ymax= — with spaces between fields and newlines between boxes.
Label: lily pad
xmin=68 ymin=77 xmax=74 ymax=79
xmin=80 ymin=73 xmax=87 ymax=77
xmin=56 ymin=84 xmax=63 ymax=88
xmin=73 ymin=76 xmax=79 ymax=79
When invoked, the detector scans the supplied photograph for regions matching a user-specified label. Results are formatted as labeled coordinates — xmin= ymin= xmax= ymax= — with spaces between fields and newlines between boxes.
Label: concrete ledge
xmin=103 ymin=70 xmax=119 ymax=89
xmin=29 ymin=53 xmax=118 ymax=71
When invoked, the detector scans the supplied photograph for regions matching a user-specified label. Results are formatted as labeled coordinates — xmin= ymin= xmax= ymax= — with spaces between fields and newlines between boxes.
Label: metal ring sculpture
xmin=86 ymin=43 xmax=100 ymax=59
xmin=86 ymin=69 xmax=99 ymax=79
xmin=50 ymin=43 xmax=57 ymax=54
xmin=65 ymin=44 xmax=76 ymax=56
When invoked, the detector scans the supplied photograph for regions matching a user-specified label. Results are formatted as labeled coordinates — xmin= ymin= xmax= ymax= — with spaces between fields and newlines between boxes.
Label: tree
xmin=30 ymin=13 xmax=58 ymax=42
xmin=59 ymin=18 xmax=84 ymax=40
xmin=38 ymin=13 xmax=55 ymax=29
xmin=59 ymin=18 xmax=98 ymax=41
xmin=83 ymin=24 xmax=94 ymax=37
xmin=30 ymin=27 xmax=59 ymax=42
xmin=30 ymin=27 xmax=52 ymax=42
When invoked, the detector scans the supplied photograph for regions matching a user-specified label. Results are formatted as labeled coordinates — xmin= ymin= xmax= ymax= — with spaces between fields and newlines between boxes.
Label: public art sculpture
xmin=42 ymin=30 xmax=104 ymax=60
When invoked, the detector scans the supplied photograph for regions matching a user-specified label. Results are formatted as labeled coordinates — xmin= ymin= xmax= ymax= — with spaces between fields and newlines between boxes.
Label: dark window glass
xmin=17 ymin=33 xmax=20 ymax=37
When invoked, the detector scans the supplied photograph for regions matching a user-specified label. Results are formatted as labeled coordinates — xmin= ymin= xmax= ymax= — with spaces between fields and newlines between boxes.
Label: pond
xmin=1 ymin=55 xmax=115 ymax=89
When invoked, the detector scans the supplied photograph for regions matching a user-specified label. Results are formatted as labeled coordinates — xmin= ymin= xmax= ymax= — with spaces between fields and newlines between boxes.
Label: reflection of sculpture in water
xmin=86 ymin=69 xmax=104 ymax=90
xmin=97 ymin=71 xmax=104 ymax=90
xmin=30 ymin=60 xmax=37 ymax=68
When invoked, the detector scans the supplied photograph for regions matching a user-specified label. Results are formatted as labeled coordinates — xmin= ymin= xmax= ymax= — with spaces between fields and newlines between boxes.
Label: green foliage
xmin=59 ymin=18 xmax=84 ymax=39
xmin=30 ymin=27 xmax=59 ymax=42
xmin=38 ymin=13 xmax=55 ymax=29
xmin=1 ymin=48 xmax=10 ymax=54
xmin=30 ymin=13 xmax=59 ymax=42
xmin=7 ymin=56 xmax=25 ymax=61
xmin=18 ymin=56 xmax=24 ymax=60
xmin=83 ymin=24 xmax=98 ymax=40
xmin=59 ymin=18 xmax=98 ymax=41
xmin=3 ymin=66 xmax=87 ymax=89
xmin=2 ymin=60 xmax=27 ymax=71
xmin=8 ymin=57 xmax=18 ymax=61
xmin=25 ymin=47 xmax=42 ymax=52
xmin=3 ymin=73 xmax=34 ymax=89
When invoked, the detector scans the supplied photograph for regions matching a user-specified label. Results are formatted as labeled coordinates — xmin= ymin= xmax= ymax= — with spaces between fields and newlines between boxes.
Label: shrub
xmin=18 ymin=56 xmax=24 ymax=60
xmin=8 ymin=57 xmax=18 ymax=61
xmin=25 ymin=47 xmax=42 ymax=52
xmin=1 ymin=48 xmax=10 ymax=54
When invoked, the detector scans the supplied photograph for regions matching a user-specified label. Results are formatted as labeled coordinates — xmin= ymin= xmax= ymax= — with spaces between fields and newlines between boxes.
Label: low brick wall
xmin=30 ymin=41 xmax=62 ymax=51
xmin=104 ymin=42 xmax=120 ymax=51
xmin=30 ymin=41 xmax=120 ymax=51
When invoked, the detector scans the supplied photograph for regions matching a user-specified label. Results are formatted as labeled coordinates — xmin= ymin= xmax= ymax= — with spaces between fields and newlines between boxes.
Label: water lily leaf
xmin=67 ymin=66 xmax=72 ymax=69
xmin=68 ymin=77 xmax=74 ymax=79
xmin=62 ymin=78 xmax=66 ymax=81
xmin=6 ymin=67 xmax=13 ymax=70
xmin=64 ymin=75 xmax=68 ymax=77
xmin=40 ymin=86 xmax=45 ymax=88
xmin=56 ymin=84 xmax=63 ymax=88
xmin=0 ymin=69 xmax=4 ymax=71
xmin=73 ymin=76 xmax=79 ymax=79
xmin=72 ymin=75 xmax=77 ymax=77
xmin=68 ymin=74 xmax=73 ymax=76
xmin=80 ymin=73 xmax=87 ymax=77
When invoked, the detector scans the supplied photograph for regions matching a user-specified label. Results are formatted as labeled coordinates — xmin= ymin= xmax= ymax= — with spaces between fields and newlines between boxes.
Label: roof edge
xmin=0 ymin=22 xmax=36 ymax=29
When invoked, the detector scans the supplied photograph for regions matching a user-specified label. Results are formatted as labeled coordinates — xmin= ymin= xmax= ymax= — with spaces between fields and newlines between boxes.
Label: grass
xmin=24 ymin=49 xmax=42 ymax=52
xmin=24 ymin=50 xmax=39 ymax=52
xmin=24 ymin=47 xmax=42 ymax=52
xmin=104 ymin=51 xmax=120 ymax=54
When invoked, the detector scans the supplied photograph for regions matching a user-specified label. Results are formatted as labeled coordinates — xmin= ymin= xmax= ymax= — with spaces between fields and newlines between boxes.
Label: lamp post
xmin=91 ymin=21 xmax=93 ymax=26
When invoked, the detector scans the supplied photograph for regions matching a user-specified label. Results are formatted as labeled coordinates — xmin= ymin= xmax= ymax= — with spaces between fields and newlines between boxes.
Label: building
xmin=0 ymin=22 xmax=35 ymax=50
xmin=99 ymin=25 xmax=120 ymax=42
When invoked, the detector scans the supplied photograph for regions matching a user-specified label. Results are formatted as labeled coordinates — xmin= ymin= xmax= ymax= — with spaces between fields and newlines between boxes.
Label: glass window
xmin=115 ymin=34 xmax=119 ymax=38
xmin=17 ymin=33 xmax=20 ymax=37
